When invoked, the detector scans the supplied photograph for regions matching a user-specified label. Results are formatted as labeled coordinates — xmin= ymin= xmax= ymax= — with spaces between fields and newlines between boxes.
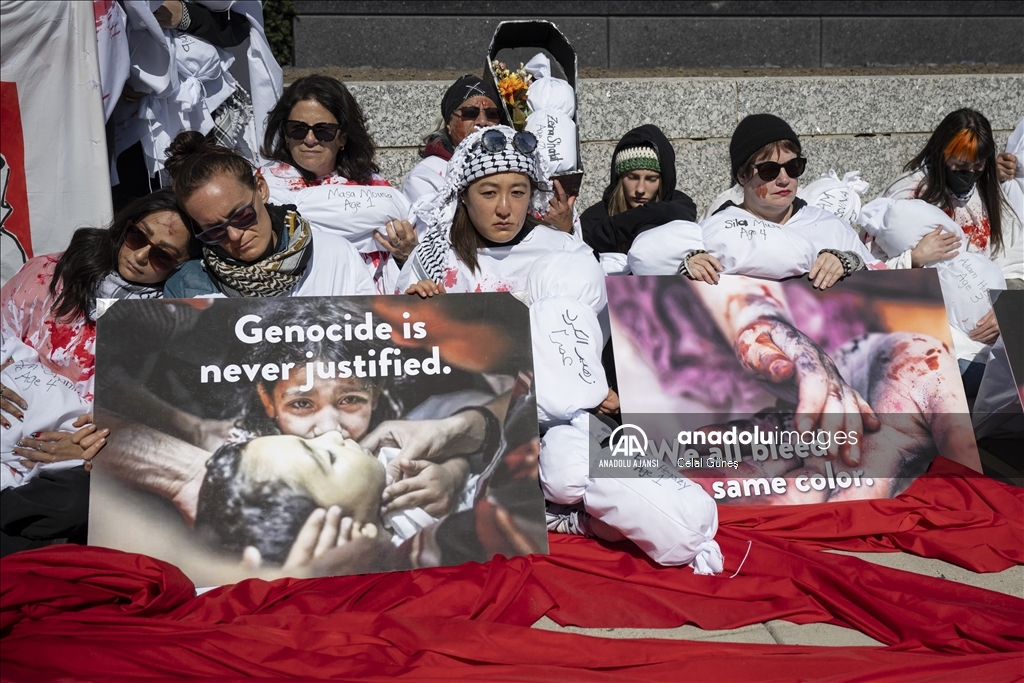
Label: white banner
xmin=0 ymin=0 xmax=113 ymax=285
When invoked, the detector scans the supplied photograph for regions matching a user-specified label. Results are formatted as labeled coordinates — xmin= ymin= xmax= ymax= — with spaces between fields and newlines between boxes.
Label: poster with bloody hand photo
xmin=606 ymin=270 xmax=982 ymax=506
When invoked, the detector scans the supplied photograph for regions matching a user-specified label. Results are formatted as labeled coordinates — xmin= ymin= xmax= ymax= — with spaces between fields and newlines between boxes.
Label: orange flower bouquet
xmin=491 ymin=60 xmax=533 ymax=130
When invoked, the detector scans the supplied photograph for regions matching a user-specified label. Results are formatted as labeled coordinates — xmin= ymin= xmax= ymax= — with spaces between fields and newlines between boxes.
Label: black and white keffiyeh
xmin=204 ymin=210 xmax=314 ymax=297
xmin=411 ymin=125 xmax=553 ymax=283
xmin=89 ymin=271 xmax=164 ymax=319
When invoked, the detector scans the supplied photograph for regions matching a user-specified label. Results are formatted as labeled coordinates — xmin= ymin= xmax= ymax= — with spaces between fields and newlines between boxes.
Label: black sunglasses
xmin=454 ymin=106 xmax=501 ymax=122
xmin=478 ymin=129 xmax=538 ymax=155
xmin=123 ymin=222 xmax=180 ymax=272
xmin=194 ymin=187 xmax=259 ymax=245
xmin=749 ymin=157 xmax=807 ymax=182
xmin=283 ymin=120 xmax=342 ymax=142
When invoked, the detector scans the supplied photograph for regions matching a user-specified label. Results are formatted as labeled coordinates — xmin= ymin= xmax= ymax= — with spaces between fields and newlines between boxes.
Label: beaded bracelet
xmin=177 ymin=1 xmax=191 ymax=31
xmin=676 ymin=249 xmax=707 ymax=279
xmin=817 ymin=248 xmax=864 ymax=278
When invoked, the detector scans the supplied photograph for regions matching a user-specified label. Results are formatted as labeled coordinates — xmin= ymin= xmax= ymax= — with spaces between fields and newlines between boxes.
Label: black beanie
xmin=729 ymin=114 xmax=801 ymax=184
xmin=441 ymin=74 xmax=501 ymax=123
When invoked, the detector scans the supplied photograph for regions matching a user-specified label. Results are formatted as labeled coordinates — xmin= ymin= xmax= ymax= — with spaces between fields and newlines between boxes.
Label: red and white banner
xmin=0 ymin=0 xmax=113 ymax=285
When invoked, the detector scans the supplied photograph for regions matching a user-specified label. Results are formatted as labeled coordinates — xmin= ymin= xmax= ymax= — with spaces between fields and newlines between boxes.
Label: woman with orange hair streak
xmin=873 ymin=109 xmax=1021 ymax=280
xmin=868 ymin=108 xmax=1022 ymax=393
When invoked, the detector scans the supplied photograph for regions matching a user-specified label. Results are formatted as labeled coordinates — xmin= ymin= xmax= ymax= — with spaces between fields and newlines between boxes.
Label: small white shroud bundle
xmin=627 ymin=220 xmax=705 ymax=275
xmin=701 ymin=204 xmax=875 ymax=280
xmin=1 ymin=338 xmax=90 ymax=490
xmin=540 ymin=413 xmax=724 ymax=573
xmin=860 ymin=198 xmax=1006 ymax=360
xmin=522 ymin=54 xmax=577 ymax=176
xmin=797 ymin=170 xmax=870 ymax=226
xmin=527 ymin=251 xmax=609 ymax=424
xmin=1003 ymin=118 xmax=1024 ymax=224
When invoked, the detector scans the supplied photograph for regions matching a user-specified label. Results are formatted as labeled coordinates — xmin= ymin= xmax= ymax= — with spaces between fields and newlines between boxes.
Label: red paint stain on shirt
xmin=443 ymin=268 xmax=459 ymax=289
xmin=961 ymin=217 xmax=990 ymax=251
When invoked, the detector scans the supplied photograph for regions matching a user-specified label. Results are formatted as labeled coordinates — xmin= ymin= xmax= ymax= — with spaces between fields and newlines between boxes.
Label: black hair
xmin=237 ymin=298 xmax=404 ymax=436
xmin=905 ymin=108 xmax=1007 ymax=255
xmin=49 ymin=189 xmax=193 ymax=321
xmin=195 ymin=440 xmax=318 ymax=564
xmin=261 ymin=75 xmax=379 ymax=184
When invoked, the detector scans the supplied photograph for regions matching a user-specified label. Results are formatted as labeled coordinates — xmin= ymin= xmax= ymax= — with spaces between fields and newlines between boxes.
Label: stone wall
xmin=347 ymin=74 xmax=1023 ymax=214
xmin=292 ymin=2 xmax=1024 ymax=70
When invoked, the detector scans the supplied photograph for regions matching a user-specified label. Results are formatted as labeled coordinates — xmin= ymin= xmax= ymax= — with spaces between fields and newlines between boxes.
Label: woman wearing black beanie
xmin=680 ymin=114 xmax=877 ymax=290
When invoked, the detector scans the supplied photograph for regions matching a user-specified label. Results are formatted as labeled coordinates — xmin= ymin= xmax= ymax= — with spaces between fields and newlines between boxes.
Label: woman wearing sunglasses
xmin=580 ymin=124 xmax=697 ymax=255
xmin=0 ymin=189 xmax=192 ymax=555
xmin=677 ymin=114 xmax=877 ymax=290
xmin=402 ymin=74 xmax=503 ymax=207
xmin=162 ymin=131 xmax=375 ymax=299
xmin=397 ymin=126 xmax=591 ymax=296
xmin=259 ymin=75 xmax=414 ymax=294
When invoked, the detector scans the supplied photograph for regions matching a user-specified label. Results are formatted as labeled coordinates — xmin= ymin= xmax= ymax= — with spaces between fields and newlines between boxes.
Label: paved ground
xmin=533 ymin=443 xmax=1023 ymax=646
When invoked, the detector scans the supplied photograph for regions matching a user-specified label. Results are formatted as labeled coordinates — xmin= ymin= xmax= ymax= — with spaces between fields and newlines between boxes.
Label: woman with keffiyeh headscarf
xmin=396 ymin=126 xmax=722 ymax=573
xmin=397 ymin=125 xmax=589 ymax=295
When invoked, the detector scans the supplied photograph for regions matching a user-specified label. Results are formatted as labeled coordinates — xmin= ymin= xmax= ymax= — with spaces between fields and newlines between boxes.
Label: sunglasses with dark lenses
xmin=454 ymin=106 xmax=501 ymax=122
xmin=123 ymin=223 xmax=180 ymax=272
xmin=479 ymin=129 xmax=538 ymax=155
xmin=283 ymin=120 xmax=342 ymax=142
xmin=194 ymin=188 xmax=259 ymax=245
xmin=750 ymin=157 xmax=807 ymax=182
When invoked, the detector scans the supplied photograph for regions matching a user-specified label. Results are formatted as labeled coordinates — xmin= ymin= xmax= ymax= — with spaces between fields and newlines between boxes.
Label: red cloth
xmin=2 ymin=457 xmax=1022 ymax=682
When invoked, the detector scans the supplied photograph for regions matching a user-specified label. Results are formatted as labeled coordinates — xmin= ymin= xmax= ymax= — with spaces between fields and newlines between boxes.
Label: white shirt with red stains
xmin=876 ymin=169 xmax=1023 ymax=280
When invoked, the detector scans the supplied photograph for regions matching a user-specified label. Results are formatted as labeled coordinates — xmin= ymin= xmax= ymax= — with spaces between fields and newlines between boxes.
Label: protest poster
xmin=605 ymin=270 xmax=981 ymax=506
xmin=992 ymin=290 xmax=1023 ymax=405
xmin=90 ymin=294 xmax=546 ymax=586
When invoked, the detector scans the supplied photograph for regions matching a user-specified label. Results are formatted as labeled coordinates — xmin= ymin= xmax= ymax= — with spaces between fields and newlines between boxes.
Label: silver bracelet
xmin=177 ymin=1 xmax=191 ymax=31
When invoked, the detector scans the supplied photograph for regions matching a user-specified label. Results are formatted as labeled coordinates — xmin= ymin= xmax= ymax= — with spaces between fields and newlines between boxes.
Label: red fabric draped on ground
xmin=2 ymin=457 xmax=1021 ymax=682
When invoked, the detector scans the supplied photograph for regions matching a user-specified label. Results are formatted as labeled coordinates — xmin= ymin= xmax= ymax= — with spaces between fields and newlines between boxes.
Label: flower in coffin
xmin=491 ymin=59 xmax=533 ymax=130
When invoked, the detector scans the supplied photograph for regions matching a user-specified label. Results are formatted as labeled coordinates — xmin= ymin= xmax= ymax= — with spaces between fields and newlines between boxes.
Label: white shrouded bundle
xmin=1003 ymin=118 xmax=1024 ymax=220
xmin=527 ymin=251 xmax=609 ymax=424
xmin=288 ymin=183 xmax=415 ymax=254
xmin=540 ymin=413 xmax=724 ymax=573
xmin=531 ymin=298 xmax=608 ymax=424
xmin=626 ymin=220 xmax=704 ymax=275
xmin=858 ymin=197 xmax=964 ymax=256
xmin=526 ymin=250 xmax=606 ymax=314
xmin=860 ymin=198 xmax=1006 ymax=348
xmin=700 ymin=205 xmax=873 ymax=280
xmin=523 ymin=54 xmax=577 ymax=176
xmin=1 ymin=338 xmax=89 ymax=490
xmin=797 ymin=170 xmax=870 ymax=226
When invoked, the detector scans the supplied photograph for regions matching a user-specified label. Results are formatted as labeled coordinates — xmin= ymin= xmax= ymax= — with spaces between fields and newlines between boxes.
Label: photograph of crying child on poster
xmin=89 ymin=294 xmax=546 ymax=586
xmin=606 ymin=270 xmax=982 ymax=506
